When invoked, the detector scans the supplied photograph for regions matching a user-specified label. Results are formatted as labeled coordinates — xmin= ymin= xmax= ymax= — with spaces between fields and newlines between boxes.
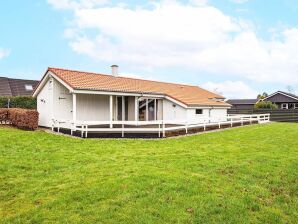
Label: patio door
xmin=138 ymin=98 xmax=158 ymax=121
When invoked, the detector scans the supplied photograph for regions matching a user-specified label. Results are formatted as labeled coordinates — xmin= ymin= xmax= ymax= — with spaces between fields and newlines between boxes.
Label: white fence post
xmin=158 ymin=123 xmax=161 ymax=138
xmin=122 ymin=124 xmax=124 ymax=138
xmin=185 ymin=121 xmax=188 ymax=134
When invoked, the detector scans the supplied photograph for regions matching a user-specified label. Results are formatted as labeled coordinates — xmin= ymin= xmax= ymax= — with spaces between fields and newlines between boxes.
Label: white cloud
xmin=202 ymin=81 xmax=258 ymax=99
xmin=49 ymin=1 xmax=298 ymax=85
xmin=0 ymin=48 xmax=10 ymax=59
xmin=189 ymin=0 xmax=209 ymax=6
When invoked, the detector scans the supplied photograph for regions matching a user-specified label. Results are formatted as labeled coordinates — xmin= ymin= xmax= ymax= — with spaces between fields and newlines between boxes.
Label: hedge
xmin=0 ymin=108 xmax=39 ymax=130
xmin=0 ymin=96 xmax=37 ymax=109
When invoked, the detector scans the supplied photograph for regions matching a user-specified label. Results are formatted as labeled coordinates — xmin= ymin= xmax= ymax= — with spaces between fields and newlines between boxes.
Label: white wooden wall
xmin=162 ymin=99 xmax=187 ymax=121
xmin=162 ymin=99 xmax=228 ymax=122
xmin=77 ymin=94 xmax=110 ymax=121
xmin=53 ymin=79 xmax=72 ymax=121
xmin=37 ymin=78 xmax=52 ymax=127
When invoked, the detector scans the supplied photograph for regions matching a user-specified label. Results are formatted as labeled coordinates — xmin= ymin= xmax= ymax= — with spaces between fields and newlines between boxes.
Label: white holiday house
xmin=33 ymin=66 xmax=268 ymax=137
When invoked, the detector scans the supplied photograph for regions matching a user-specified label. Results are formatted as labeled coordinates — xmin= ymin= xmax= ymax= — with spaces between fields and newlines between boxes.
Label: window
xmin=281 ymin=103 xmax=288 ymax=109
xmin=195 ymin=109 xmax=203 ymax=115
xmin=25 ymin=84 xmax=33 ymax=91
xmin=295 ymin=103 xmax=298 ymax=109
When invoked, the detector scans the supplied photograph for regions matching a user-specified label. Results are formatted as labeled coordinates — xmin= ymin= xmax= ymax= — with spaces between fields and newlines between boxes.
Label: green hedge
xmin=0 ymin=96 xmax=37 ymax=109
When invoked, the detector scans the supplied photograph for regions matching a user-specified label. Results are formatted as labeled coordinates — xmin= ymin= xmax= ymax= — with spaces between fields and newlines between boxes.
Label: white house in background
xmin=33 ymin=66 xmax=232 ymax=137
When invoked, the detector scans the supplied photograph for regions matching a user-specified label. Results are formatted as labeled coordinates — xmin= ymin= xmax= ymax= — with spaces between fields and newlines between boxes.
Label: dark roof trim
xmin=264 ymin=91 xmax=298 ymax=101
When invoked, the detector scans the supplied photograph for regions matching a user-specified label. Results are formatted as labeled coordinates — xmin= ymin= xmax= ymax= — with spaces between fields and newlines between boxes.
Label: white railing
xmin=52 ymin=114 xmax=270 ymax=138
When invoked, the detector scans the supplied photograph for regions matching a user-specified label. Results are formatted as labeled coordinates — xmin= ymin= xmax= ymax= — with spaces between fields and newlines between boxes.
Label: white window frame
xmin=25 ymin=84 xmax=33 ymax=91
xmin=281 ymin=103 xmax=288 ymax=109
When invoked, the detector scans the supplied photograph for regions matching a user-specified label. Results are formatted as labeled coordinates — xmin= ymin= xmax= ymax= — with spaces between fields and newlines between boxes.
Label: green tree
xmin=257 ymin=92 xmax=269 ymax=100
xmin=254 ymin=101 xmax=278 ymax=109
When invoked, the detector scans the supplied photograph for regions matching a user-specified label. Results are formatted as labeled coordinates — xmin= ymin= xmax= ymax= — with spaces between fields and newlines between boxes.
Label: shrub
xmin=8 ymin=108 xmax=39 ymax=130
xmin=254 ymin=101 xmax=278 ymax=109
xmin=0 ymin=96 xmax=37 ymax=109
xmin=0 ymin=108 xmax=39 ymax=130
xmin=0 ymin=108 xmax=9 ymax=123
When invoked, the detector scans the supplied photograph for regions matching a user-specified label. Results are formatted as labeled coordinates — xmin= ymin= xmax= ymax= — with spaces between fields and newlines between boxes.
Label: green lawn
xmin=0 ymin=123 xmax=297 ymax=224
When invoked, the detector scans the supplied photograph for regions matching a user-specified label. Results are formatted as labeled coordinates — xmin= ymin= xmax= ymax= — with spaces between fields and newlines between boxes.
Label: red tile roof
xmin=47 ymin=67 xmax=230 ymax=107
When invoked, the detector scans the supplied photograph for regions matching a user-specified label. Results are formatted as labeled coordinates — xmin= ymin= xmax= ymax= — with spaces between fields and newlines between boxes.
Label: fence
xmin=52 ymin=114 xmax=270 ymax=138
xmin=228 ymin=109 xmax=298 ymax=122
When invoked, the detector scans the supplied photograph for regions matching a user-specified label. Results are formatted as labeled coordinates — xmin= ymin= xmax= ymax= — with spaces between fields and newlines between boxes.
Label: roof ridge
xmin=48 ymin=67 xmax=206 ymax=89
xmin=277 ymin=90 xmax=298 ymax=98
xmin=0 ymin=76 xmax=38 ymax=82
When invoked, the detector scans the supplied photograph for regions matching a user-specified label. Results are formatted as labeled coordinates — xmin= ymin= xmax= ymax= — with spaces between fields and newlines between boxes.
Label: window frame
xmin=281 ymin=103 xmax=288 ymax=109
xmin=195 ymin=109 xmax=203 ymax=115
xmin=25 ymin=84 xmax=33 ymax=91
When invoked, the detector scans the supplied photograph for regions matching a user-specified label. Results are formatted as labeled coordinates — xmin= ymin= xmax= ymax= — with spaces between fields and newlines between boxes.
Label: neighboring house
xmin=0 ymin=76 xmax=39 ymax=97
xmin=226 ymin=99 xmax=259 ymax=110
xmin=33 ymin=66 xmax=231 ymax=130
xmin=263 ymin=91 xmax=298 ymax=109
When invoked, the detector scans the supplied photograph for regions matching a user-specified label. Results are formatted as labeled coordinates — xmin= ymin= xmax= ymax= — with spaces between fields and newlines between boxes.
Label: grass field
xmin=0 ymin=123 xmax=297 ymax=223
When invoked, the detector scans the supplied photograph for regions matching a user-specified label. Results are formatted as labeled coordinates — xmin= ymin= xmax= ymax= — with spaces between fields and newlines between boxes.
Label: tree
xmin=286 ymin=85 xmax=295 ymax=94
xmin=257 ymin=92 xmax=268 ymax=100
xmin=254 ymin=101 xmax=278 ymax=109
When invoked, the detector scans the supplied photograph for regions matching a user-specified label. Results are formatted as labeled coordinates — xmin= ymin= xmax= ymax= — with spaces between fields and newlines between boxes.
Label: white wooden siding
xmin=37 ymin=78 xmax=52 ymax=127
xmin=162 ymin=99 xmax=187 ymax=121
xmin=77 ymin=94 xmax=110 ymax=121
xmin=53 ymin=79 xmax=72 ymax=121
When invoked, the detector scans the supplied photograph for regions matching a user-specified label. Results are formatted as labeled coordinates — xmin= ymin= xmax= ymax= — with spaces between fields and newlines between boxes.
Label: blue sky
xmin=0 ymin=0 xmax=298 ymax=98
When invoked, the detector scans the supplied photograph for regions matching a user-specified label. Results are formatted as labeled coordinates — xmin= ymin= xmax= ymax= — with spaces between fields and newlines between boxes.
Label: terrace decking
xmin=51 ymin=114 xmax=270 ymax=138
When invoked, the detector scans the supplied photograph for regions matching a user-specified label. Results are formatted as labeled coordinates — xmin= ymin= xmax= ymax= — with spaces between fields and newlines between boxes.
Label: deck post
xmin=154 ymin=99 xmax=157 ymax=121
xmin=122 ymin=96 xmax=125 ymax=121
xmin=146 ymin=98 xmax=149 ymax=121
xmin=109 ymin=95 xmax=113 ymax=128
xmin=158 ymin=124 xmax=161 ymax=138
xmin=122 ymin=124 xmax=124 ymax=138
xmin=135 ymin=96 xmax=138 ymax=123
xmin=162 ymin=121 xmax=165 ymax=138
xmin=72 ymin=93 xmax=77 ymax=135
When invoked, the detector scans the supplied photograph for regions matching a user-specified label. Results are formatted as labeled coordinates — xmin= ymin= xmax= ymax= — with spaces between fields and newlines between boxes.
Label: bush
xmin=8 ymin=108 xmax=39 ymax=130
xmin=0 ymin=96 xmax=37 ymax=109
xmin=254 ymin=101 xmax=278 ymax=109
xmin=0 ymin=108 xmax=39 ymax=130
xmin=0 ymin=108 xmax=9 ymax=123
